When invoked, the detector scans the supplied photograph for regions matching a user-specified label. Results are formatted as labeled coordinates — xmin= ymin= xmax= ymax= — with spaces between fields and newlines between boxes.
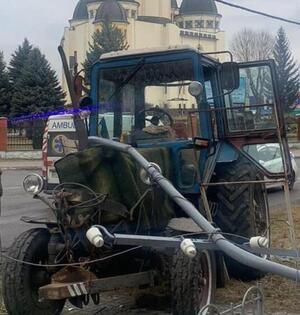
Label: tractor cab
xmin=88 ymin=45 xmax=292 ymax=186
xmin=89 ymin=46 xmax=215 ymax=145
xmin=87 ymin=46 xmax=219 ymax=194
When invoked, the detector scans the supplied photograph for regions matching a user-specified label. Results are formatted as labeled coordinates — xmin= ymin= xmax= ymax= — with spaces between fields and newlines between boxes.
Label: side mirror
xmin=79 ymin=96 xmax=93 ymax=108
xmin=188 ymin=81 xmax=204 ymax=97
xmin=220 ymin=62 xmax=240 ymax=91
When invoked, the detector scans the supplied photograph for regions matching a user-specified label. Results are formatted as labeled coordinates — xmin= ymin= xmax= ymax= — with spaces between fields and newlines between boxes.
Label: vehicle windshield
xmin=97 ymin=59 xmax=199 ymax=143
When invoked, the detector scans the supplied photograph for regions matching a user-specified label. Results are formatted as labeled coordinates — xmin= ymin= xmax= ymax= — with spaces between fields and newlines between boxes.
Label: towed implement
xmin=2 ymin=46 xmax=299 ymax=315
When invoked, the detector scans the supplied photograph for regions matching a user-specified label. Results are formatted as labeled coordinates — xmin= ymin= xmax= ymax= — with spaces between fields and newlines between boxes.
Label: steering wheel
xmin=138 ymin=107 xmax=174 ymax=128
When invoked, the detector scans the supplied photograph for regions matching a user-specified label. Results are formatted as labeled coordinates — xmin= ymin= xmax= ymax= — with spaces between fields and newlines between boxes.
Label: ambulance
xmin=42 ymin=115 xmax=78 ymax=193
xmin=42 ymin=113 xmax=134 ymax=192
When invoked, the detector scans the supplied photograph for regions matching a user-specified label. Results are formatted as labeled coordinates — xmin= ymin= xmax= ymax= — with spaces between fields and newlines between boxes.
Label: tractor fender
xmin=216 ymin=141 xmax=239 ymax=164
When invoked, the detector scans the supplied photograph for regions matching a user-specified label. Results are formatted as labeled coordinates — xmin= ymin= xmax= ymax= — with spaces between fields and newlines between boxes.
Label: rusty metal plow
xmin=198 ymin=284 xmax=264 ymax=315
xmin=39 ymin=266 xmax=155 ymax=300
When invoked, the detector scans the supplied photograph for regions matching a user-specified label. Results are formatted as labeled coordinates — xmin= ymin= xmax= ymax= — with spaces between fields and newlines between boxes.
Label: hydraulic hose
xmin=88 ymin=136 xmax=300 ymax=281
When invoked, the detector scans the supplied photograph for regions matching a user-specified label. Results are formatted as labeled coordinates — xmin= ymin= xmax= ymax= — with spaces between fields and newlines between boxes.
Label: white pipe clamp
xmin=250 ymin=236 xmax=269 ymax=249
xmin=180 ymin=239 xmax=197 ymax=258
xmin=86 ymin=227 xmax=104 ymax=248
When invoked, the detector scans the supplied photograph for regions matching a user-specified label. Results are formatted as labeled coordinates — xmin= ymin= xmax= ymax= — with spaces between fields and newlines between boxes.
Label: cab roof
xmin=100 ymin=45 xmax=218 ymax=63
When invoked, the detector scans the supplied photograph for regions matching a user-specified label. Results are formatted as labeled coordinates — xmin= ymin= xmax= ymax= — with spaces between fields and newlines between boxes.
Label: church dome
xmin=73 ymin=0 xmax=99 ymax=20
xmin=73 ymin=0 xmax=88 ymax=20
xmin=180 ymin=0 xmax=218 ymax=15
xmin=95 ymin=0 xmax=128 ymax=23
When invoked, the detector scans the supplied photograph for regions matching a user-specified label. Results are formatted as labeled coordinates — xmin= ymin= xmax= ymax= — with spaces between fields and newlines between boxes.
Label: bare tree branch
xmin=231 ymin=28 xmax=274 ymax=62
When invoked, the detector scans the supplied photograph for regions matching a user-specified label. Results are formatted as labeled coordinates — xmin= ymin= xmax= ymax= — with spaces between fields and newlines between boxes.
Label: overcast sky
xmin=1 ymin=0 xmax=300 ymax=77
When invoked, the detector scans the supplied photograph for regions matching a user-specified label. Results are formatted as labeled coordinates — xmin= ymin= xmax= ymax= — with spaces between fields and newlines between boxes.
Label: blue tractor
xmin=2 ymin=46 xmax=293 ymax=315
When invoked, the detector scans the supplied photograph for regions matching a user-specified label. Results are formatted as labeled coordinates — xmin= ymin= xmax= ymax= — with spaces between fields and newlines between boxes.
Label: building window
xmin=185 ymin=20 xmax=193 ymax=29
xmin=215 ymin=21 xmax=220 ymax=29
xmin=195 ymin=20 xmax=204 ymax=28
xmin=206 ymin=20 xmax=214 ymax=28
xmin=89 ymin=10 xmax=94 ymax=19
xmin=125 ymin=9 xmax=130 ymax=18
xmin=131 ymin=10 xmax=136 ymax=18
xmin=178 ymin=21 xmax=184 ymax=28
xmin=69 ymin=55 xmax=76 ymax=76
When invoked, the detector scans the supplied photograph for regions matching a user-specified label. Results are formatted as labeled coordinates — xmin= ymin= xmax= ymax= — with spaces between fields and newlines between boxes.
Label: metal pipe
xmin=202 ymin=179 xmax=285 ymax=186
xmin=88 ymin=137 xmax=300 ymax=281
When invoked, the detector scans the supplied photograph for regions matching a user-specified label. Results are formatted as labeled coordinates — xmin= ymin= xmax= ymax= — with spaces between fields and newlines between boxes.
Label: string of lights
xmin=214 ymin=0 xmax=300 ymax=26
xmin=9 ymin=103 xmax=113 ymax=123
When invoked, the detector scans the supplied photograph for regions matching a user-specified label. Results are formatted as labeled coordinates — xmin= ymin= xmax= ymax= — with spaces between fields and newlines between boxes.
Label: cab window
xmin=225 ymin=65 xmax=276 ymax=133
xmin=97 ymin=59 xmax=198 ymax=143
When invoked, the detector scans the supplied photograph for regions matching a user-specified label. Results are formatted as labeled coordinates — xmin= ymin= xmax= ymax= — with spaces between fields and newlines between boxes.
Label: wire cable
xmin=215 ymin=0 xmax=300 ymax=26
xmin=1 ymin=246 xmax=142 ymax=268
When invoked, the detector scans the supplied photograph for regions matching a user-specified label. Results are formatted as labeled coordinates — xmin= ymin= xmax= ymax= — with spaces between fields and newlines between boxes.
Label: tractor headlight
xmin=188 ymin=81 xmax=203 ymax=97
xmin=23 ymin=174 xmax=44 ymax=195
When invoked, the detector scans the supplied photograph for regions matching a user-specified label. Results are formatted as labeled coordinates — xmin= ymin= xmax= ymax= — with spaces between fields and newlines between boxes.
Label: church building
xmin=62 ymin=0 xmax=225 ymax=82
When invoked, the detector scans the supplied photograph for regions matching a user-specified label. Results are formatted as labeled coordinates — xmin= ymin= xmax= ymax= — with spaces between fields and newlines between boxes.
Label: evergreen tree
xmin=0 ymin=52 xmax=11 ymax=116
xmin=274 ymin=27 xmax=299 ymax=111
xmin=11 ymin=48 xmax=65 ymax=117
xmin=83 ymin=20 xmax=129 ymax=81
xmin=9 ymin=38 xmax=33 ymax=83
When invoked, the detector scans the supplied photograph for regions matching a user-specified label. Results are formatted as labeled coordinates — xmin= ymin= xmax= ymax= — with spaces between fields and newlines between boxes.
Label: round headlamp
xmin=188 ymin=81 xmax=204 ymax=97
xmin=23 ymin=174 xmax=44 ymax=195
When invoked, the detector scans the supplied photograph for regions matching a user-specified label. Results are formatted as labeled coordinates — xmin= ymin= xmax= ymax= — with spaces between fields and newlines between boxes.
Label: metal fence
xmin=7 ymin=119 xmax=46 ymax=151
xmin=198 ymin=284 xmax=264 ymax=315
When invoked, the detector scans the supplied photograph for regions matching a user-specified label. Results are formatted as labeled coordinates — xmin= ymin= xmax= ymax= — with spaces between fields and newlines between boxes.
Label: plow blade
xmin=39 ymin=267 xmax=155 ymax=300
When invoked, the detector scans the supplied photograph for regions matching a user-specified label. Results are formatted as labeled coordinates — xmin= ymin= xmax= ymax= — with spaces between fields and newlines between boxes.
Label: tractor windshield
xmin=97 ymin=59 xmax=199 ymax=143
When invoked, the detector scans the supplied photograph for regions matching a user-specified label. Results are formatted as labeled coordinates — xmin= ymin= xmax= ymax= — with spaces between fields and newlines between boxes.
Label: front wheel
xmin=171 ymin=249 xmax=216 ymax=315
xmin=2 ymin=228 xmax=65 ymax=315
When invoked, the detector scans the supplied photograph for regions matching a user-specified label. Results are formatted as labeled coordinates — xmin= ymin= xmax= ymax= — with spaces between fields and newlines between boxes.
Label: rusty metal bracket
xmin=39 ymin=266 xmax=155 ymax=300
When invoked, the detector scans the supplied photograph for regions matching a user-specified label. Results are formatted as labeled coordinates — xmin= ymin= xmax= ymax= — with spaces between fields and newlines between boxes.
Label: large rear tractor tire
xmin=211 ymin=157 xmax=270 ymax=281
xmin=171 ymin=249 xmax=216 ymax=315
xmin=2 ymin=228 xmax=65 ymax=315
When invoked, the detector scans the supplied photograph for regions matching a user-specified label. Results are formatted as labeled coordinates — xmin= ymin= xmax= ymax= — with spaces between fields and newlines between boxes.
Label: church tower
xmin=137 ymin=0 xmax=172 ymax=20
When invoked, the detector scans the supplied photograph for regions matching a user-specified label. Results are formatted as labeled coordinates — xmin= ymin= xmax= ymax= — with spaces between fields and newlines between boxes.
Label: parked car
xmin=256 ymin=144 xmax=298 ymax=190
